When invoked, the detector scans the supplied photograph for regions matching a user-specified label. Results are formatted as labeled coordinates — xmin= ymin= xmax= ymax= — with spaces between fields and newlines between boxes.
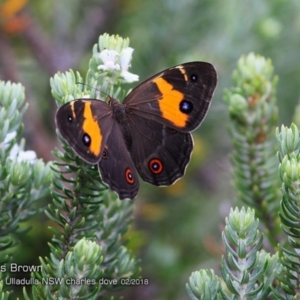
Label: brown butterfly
xmin=56 ymin=62 xmax=217 ymax=199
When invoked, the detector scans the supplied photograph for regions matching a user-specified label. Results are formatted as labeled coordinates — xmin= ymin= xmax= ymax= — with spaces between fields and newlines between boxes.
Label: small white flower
xmin=120 ymin=47 xmax=134 ymax=69
xmin=120 ymin=70 xmax=139 ymax=83
xmin=9 ymin=144 xmax=19 ymax=158
xmin=9 ymin=144 xmax=37 ymax=163
xmin=98 ymin=49 xmax=120 ymax=71
xmin=17 ymin=150 xmax=37 ymax=163
xmin=120 ymin=47 xmax=139 ymax=83
xmin=1 ymin=131 xmax=17 ymax=148
xmin=1 ymin=131 xmax=36 ymax=163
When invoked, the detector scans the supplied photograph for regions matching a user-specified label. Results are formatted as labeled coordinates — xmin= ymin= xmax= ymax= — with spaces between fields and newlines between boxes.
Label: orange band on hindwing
xmin=153 ymin=77 xmax=188 ymax=128
xmin=82 ymin=102 xmax=102 ymax=156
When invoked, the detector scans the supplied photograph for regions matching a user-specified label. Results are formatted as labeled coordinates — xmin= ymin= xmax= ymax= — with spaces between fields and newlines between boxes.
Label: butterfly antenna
xmin=75 ymin=82 xmax=111 ymax=100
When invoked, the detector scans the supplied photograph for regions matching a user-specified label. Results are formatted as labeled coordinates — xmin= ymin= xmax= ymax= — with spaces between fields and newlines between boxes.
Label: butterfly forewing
xmin=124 ymin=62 xmax=217 ymax=133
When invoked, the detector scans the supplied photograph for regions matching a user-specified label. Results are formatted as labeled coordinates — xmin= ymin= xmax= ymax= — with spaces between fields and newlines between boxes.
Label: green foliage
xmin=25 ymin=239 xmax=103 ymax=300
xmin=0 ymin=81 xmax=52 ymax=296
xmin=220 ymin=207 xmax=280 ymax=300
xmin=272 ymin=124 xmax=300 ymax=299
xmin=223 ymin=53 xmax=281 ymax=248
xmin=187 ymin=53 xmax=300 ymax=300
xmin=186 ymin=207 xmax=280 ymax=300
xmin=187 ymin=269 xmax=221 ymax=300
xmin=0 ymin=272 xmax=10 ymax=300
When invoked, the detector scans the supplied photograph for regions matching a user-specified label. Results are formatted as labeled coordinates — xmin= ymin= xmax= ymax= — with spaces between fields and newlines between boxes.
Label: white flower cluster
xmin=98 ymin=47 xmax=139 ymax=83
xmin=2 ymin=131 xmax=36 ymax=163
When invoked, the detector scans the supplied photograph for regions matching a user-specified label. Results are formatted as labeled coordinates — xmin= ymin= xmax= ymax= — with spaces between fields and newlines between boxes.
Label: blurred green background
xmin=0 ymin=0 xmax=300 ymax=299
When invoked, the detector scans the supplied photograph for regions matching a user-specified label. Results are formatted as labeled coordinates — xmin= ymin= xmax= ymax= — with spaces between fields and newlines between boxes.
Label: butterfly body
xmin=56 ymin=62 xmax=217 ymax=200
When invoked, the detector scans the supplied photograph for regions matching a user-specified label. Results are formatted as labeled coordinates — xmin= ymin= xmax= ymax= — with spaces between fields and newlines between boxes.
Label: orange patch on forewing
xmin=153 ymin=77 xmax=188 ymax=128
xmin=82 ymin=102 xmax=102 ymax=156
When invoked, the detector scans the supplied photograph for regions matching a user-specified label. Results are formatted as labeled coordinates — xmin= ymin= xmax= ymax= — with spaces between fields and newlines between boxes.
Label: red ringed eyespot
xmin=125 ymin=168 xmax=134 ymax=184
xmin=149 ymin=158 xmax=163 ymax=174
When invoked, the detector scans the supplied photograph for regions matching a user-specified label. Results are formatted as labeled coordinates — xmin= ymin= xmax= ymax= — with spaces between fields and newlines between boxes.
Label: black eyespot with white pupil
xmin=179 ymin=100 xmax=193 ymax=114
xmin=68 ymin=116 xmax=73 ymax=122
xmin=82 ymin=133 xmax=91 ymax=147
xmin=190 ymin=73 xmax=198 ymax=82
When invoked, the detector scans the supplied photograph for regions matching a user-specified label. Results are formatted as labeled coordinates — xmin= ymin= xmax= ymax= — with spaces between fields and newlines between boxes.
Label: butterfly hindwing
xmin=126 ymin=115 xmax=193 ymax=186
xmin=124 ymin=62 xmax=217 ymax=133
xmin=98 ymin=122 xmax=139 ymax=200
